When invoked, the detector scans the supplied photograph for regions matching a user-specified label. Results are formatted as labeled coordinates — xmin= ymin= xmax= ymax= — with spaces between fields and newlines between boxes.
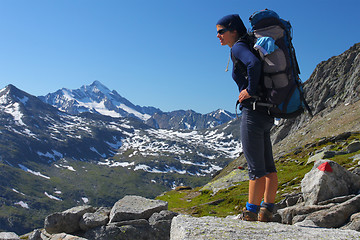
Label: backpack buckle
xmin=253 ymin=101 xmax=257 ymax=110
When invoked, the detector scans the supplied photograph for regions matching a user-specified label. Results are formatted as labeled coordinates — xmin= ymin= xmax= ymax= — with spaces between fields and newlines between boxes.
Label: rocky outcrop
xmin=276 ymin=159 xmax=360 ymax=231
xmin=296 ymin=195 xmax=360 ymax=228
xmin=44 ymin=205 xmax=96 ymax=234
xmin=19 ymin=195 xmax=177 ymax=240
xmin=305 ymin=43 xmax=360 ymax=114
xmin=301 ymin=160 xmax=360 ymax=205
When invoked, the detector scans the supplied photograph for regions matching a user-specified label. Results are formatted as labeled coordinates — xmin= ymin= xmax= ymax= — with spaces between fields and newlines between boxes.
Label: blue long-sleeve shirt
xmin=231 ymin=41 xmax=261 ymax=97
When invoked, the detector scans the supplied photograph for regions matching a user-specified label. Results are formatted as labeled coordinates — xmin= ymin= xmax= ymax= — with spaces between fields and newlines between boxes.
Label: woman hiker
xmin=216 ymin=14 xmax=278 ymax=222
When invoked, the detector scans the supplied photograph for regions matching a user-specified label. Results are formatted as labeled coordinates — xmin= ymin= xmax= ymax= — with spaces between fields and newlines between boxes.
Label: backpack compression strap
xmin=235 ymin=98 xmax=275 ymax=118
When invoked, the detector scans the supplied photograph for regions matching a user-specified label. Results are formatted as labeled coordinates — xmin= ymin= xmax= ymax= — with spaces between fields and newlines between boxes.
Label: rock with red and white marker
xmin=301 ymin=160 xmax=360 ymax=205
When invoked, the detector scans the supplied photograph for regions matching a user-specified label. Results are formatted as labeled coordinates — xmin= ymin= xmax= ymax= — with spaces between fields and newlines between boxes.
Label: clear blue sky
xmin=0 ymin=0 xmax=359 ymax=114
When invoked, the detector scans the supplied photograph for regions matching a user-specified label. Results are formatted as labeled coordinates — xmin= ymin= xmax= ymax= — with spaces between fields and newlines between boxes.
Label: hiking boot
xmin=238 ymin=207 xmax=258 ymax=221
xmin=258 ymin=207 xmax=273 ymax=222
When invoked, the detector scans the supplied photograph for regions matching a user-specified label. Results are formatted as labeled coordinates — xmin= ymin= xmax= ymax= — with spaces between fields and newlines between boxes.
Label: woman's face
xmin=216 ymin=25 xmax=237 ymax=47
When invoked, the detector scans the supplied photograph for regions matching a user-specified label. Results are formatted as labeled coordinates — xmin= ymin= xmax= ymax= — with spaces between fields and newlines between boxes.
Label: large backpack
xmin=236 ymin=9 xmax=312 ymax=119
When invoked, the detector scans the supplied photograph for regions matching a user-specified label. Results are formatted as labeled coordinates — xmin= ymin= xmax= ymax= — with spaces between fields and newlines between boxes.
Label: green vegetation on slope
xmin=157 ymin=132 xmax=360 ymax=217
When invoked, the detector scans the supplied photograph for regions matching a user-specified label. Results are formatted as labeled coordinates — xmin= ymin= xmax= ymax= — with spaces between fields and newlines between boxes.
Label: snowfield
xmin=120 ymin=127 xmax=241 ymax=159
xmin=18 ymin=164 xmax=51 ymax=180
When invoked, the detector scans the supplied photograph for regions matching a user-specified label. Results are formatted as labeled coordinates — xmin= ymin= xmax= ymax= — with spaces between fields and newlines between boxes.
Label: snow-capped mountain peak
xmin=38 ymin=81 xmax=235 ymax=130
xmin=86 ymin=80 xmax=111 ymax=94
xmin=39 ymin=81 xmax=159 ymax=120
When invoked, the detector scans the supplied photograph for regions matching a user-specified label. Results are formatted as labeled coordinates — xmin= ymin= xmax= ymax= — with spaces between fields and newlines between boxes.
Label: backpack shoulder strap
xmin=231 ymin=34 xmax=261 ymax=77
xmin=237 ymin=33 xmax=260 ymax=59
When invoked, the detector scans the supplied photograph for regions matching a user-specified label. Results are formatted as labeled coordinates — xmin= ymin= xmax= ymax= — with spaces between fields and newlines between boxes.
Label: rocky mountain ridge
xmin=39 ymin=80 xmax=160 ymax=121
xmin=0 ymin=84 xmax=240 ymax=169
xmin=39 ymin=80 xmax=236 ymax=130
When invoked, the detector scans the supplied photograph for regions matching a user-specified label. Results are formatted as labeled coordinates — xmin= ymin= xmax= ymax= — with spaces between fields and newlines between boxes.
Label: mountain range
xmin=39 ymin=80 xmax=236 ymax=130
xmin=0 ymin=81 xmax=240 ymax=234
xmin=0 ymin=82 xmax=241 ymax=172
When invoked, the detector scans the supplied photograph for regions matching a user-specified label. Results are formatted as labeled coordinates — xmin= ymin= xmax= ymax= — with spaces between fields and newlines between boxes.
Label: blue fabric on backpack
xmin=254 ymin=37 xmax=278 ymax=56
xmin=286 ymin=87 xmax=302 ymax=113
xmin=249 ymin=10 xmax=280 ymax=26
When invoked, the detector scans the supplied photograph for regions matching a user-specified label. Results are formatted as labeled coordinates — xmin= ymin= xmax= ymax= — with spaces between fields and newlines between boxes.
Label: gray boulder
xmin=301 ymin=160 xmax=360 ymax=205
xmin=277 ymin=202 xmax=335 ymax=224
xmin=149 ymin=210 xmax=178 ymax=225
xmin=27 ymin=228 xmax=52 ymax=240
xmin=306 ymin=151 xmax=335 ymax=165
xmin=341 ymin=212 xmax=360 ymax=231
xmin=297 ymin=194 xmax=360 ymax=228
xmin=0 ymin=232 xmax=19 ymax=240
xmin=110 ymin=219 xmax=149 ymax=227
xmin=82 ymin=196 xmax=174 ymax=240
xmin=44 ymin=205 xmax=95 ymax=234
xmin=83 ymin=224 xmax=154 ymax=240
xmin=79 ymin=207 xmax=110 ymax=231
xmin=109 ymin=195 xmax=168 ymax=223
xmin=84 ymin=215 xmax=174 ymax=240
xmin=49 ymin=233 xmax=87 ymax=239
xmin=149 ymin=210 xmax=179 ymax=240
xmin=347 ymin=141 xmax=360 ymax=153
xmin=275 ymin=193 xmax=303 ymax=210
xmin=317 ymin=194 xmax=356 ymax=205
xmin=27 ymin=229 xmax=41 ymax=240
xmin=353 ymin=167 xmax=360 ymax=176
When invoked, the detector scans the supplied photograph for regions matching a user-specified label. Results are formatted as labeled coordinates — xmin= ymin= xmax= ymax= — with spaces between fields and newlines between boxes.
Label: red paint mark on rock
xmin=318 ymin=162 xmax=333 ymax=172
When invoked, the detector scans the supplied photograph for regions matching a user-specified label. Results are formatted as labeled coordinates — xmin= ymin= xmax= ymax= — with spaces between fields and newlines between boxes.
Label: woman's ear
xmin=230 ymin=29 xmax=239 ymax=39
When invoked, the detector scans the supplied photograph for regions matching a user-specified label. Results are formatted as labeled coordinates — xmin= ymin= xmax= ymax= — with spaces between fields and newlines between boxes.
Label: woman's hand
xmin=238 ymin=89 xmax=251 ymax=103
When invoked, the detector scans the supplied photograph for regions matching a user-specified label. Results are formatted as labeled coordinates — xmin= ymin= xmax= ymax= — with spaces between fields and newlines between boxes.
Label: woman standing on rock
xmin=216 ymin=14 xmax=278 ymax=222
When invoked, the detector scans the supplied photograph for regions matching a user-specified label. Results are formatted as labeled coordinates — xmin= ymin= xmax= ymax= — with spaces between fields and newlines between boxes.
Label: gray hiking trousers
xmin=240 ymin=107 xmax=277 ymax=180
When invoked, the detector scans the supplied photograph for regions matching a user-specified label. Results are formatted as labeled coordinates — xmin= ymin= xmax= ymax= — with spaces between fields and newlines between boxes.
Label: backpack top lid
xmin=249 ymin=9 xmax=283 ymax=30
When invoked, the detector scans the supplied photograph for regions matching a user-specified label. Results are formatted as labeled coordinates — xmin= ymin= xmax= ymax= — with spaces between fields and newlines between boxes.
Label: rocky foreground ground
xmin=2 ymin=212 xmax=360 ymax=240
xmin=170 ymin=215 xmax=360 ymax=240
xmin=1 ymin=140 xmax=360 ymax=239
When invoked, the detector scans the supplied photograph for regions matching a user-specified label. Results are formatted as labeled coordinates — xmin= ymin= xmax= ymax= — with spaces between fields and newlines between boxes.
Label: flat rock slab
xmin=170 ymin=215 xmax=360 ymax=240
xmin=109 ymin=195 xmax=168 ymax=223
xmin=0 ymin=232 xmax=19 ymax=240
